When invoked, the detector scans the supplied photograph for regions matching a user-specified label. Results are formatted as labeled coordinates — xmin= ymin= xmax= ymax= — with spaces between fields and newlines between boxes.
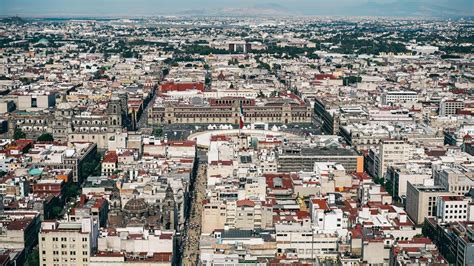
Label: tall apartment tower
xmin=375 ymin=139 xmax=412 ymax=179
xmin=405 ymin=181 xmax=453 ymax=224
xmin=39 ymin=217 xmax=98 ymax=266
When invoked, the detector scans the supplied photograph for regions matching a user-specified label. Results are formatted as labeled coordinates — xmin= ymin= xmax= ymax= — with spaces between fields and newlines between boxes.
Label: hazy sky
xmin=0 ymin=0 xmax=472 ymax=17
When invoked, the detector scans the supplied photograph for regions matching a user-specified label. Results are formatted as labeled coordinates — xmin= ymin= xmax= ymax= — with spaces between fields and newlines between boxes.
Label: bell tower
xmin=107 ymin=96 xmax=123 ymax=130
xmin=162 ymin=185 xmax=175 ymax=230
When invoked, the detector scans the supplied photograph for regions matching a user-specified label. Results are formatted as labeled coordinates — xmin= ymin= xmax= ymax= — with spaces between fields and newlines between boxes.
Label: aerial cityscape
xmin=0 ymin=1 xmax=473 ymax=265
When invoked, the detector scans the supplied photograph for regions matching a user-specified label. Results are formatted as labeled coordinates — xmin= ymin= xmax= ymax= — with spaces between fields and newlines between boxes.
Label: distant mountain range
xmin=178 ymin=3 xmax=294 ymax=17
xmin=1 ymin=0 xmax=472 ymax=18
xmin=348 ymin=0 xmax=473 ymax=17
xmin=0 ymin=16 xmax=26 ymax=24
xmin=179 ymin=1 xmax=472 ymax=18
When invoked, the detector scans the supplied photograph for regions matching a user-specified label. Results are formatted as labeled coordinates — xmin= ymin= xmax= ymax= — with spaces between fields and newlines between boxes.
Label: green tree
xmin=13 ymin=128 xmax=26 ymax=140
xmin=51 ymin=206 xmax=63 ymax=218
xmin=80 ymin=153 xmax=102 ymax=178
xmin=228 ymin=59 xmax=238 ymax=65
xmin=37 ymin=133 xmax=54 ymax=142
xmin=205 ymin=76 xmax=211 ymax=86
xmin=153 ymin=126 xmax=163 ymax=137
xmin=343 ymin=76 xmax=362 ymax=86
xmin=64 ymin=184 xmax=80 ymax=199
xmin=384 ymin=178 xmax=393 ymax=196
xmin=26 ymin=249 xmax=39 ymax=266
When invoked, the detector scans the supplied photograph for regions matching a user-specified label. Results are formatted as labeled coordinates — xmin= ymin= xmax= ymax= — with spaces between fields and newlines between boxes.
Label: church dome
xmin=123 ymin=198 xmax=148 ymax=215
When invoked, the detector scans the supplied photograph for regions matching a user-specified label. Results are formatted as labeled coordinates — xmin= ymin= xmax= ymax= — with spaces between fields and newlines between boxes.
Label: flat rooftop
xmin=412 ymin=185 xmax=447 ymax=193
xmin=280 ymin=146 xmax=359 ymax=157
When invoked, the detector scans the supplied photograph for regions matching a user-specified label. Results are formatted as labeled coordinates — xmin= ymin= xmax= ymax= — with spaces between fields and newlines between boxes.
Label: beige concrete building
xmin=362 ymin=239 xmax=391 ymax=265
xmin=435 ymin=166 xmax=474 ymax=196
xmin=388 ymin=164 xmax=432 ymax=200
xmin=201 ymin=200 xmax=227 ymax=234
xmin=0 ymin=211 xmax=40 ymax=252
xmin=405 ymin=181 xmax=453 ymax=224
xmin=39 ymin=218 xmax=98 ymax=266
xmin=16 ymin=93 xmax=56 ymax=111
xmin=0 ymin=100 xmax=15 ymax=114
xmin=374 ymin=139 xmax=413 ymax=179
xmin=201 ymin=198 xmax=273 ymax=234
xmin=275 ymin=223 xmax=338 ymax=260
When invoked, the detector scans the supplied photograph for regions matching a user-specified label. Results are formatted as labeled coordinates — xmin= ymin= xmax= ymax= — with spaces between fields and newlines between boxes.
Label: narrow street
xmin=181 ymin=164 xmax=207 ymax=266
xmin=137 ymin=86 xmax=158 ymax=130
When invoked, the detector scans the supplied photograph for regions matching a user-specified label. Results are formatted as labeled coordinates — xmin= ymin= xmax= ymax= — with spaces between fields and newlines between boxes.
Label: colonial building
xmin=148 ymin=96 xmax=312 ymax=126
xmin=8 ymin=93 xmax=129 ymax=149
xmin=107 ymin=185 xmax=177 ymax=231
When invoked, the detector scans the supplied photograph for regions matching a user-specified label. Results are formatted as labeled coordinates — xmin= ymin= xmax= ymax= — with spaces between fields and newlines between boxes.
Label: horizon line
xmin=1 ymin=14 xmax=471 ymax=20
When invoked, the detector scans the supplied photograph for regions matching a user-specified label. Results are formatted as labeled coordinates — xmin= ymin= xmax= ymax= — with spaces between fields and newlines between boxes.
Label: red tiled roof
xmin=439 ymin=195 xmax=465 ymax=201
xmin=311 ymin=199 xmax=329 ymax=210
xmin=210 ymin=135 xmax=230 ymax=141
xmin=315 ymin=74 xmax=336 ymax=80
xmin=159 ymin=233 xmax=173 ymax=240
xmin=296 ymin=210 xmax=310 ymax=219
xmin=264 ymin=173 xmax=296 ymax=190
xmin=150 ymin=252 xmax=173 ymax=262
xmin=161 ymin=82 xmax=204 ymax=92
xmin=350 ymin=224 xmax=363 ymax=238
xmin=237 ymin=199 xmax=255 ymax=207
xmin=103 ymin=151 xmax=118 ymax=163
xmin=6 ymin=218 xmax=33 ymax=230
xmin=210 ymin=160 xmax=233 ymax=166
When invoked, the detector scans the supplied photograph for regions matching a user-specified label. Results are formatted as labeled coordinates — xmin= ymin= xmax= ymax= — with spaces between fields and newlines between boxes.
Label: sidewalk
xmin=182 ymin=164 xmax=207 ymax=266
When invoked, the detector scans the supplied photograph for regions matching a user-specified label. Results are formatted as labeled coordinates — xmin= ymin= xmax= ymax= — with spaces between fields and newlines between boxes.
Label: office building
xmin=405 ymin=181 xmax=453 ymax=224
xmin=374 ymin=139 xmax=412 ymax=179
xmin=439 ymin=99 xmax=465 ymax=116
xmin=277 ymin=146 xmax=364 ymax=173
xmin=381 ymin=91 xmax=418 ymax=105
xmin=39 ymin=217 xmax=99 ymax=266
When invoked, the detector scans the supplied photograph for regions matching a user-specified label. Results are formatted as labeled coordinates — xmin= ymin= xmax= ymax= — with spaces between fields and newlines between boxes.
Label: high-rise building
xmin=439 ymin=99 xmax=465 ymax=116
xmin=277 ymin=146 xmax=364 ymax=173
xmin=405 ymin=181 xmax=453 ymax=224
xmin=39 ymin=217 xmax=99 ymax=266
xmin=374 ymin=139 xmax=412 ymax=179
